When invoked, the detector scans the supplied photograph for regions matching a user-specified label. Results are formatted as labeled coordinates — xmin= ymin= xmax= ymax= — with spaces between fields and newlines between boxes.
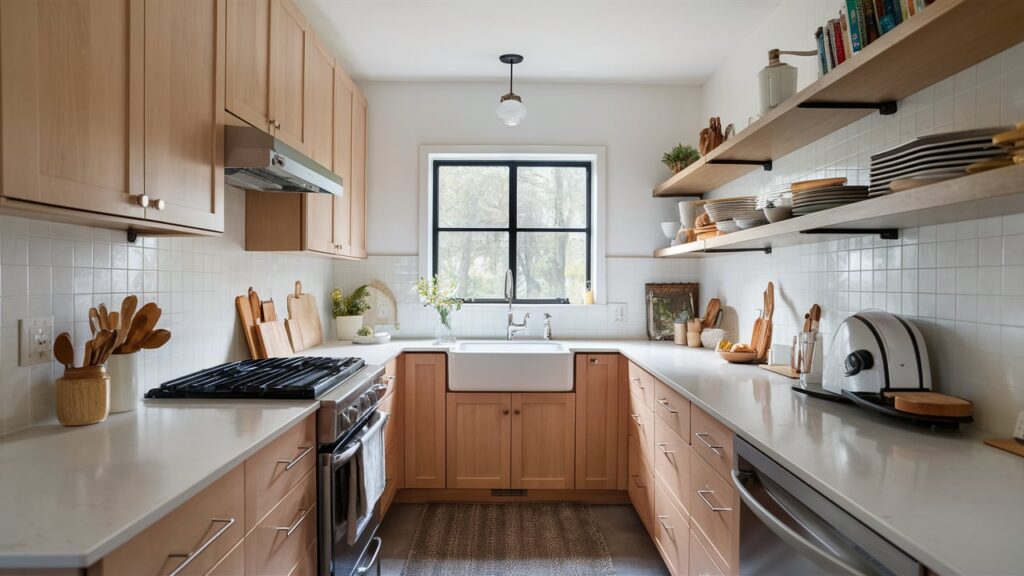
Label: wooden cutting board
xmin=984 ymin=438 xmax=1024 ymax=459
xmin=287 ymin=281 xmax=323 ymax=348
xmin=257 ymin=320 xmax=293 ymax=357
xmin=882 ymin=391 xmax=973 ymax=418
xmin=235 ymin=293 xmax=263 ymax=359
xmin=759 ymin=364 xmax=800 ymax=379
xmin=285 ymin=318 xmax=306 ymax=352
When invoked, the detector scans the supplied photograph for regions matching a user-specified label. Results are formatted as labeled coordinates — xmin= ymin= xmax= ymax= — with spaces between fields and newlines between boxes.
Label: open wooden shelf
xmin=652 ymin=0 xmax=1024 ymax=198
xmin=655 ymin=165 xmax=1024 ymax=257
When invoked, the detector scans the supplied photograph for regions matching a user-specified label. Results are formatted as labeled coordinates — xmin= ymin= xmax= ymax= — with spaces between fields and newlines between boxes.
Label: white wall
xmin=0 ymin=187 xmax=334 ymax=434
xmin=363 ymin=81 xmax=702 ymax=256
xmin=700 ymin=0 xmax=841 ymax=126
xmin=696 ymin=0 xmax=1024 ymax=434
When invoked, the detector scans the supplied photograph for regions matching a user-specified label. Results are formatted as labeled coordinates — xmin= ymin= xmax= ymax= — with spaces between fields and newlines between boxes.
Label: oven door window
xmin=333 ymin=455 xmax=352 ymax=537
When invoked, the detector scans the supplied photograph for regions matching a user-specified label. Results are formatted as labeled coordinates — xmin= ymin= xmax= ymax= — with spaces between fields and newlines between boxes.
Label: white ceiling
xmin=297 ymin=0 xmax=783 ymax=85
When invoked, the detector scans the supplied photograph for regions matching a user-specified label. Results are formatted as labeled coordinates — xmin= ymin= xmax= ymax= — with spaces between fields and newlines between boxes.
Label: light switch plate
xmin=610 ymin=302 xmax=626 ymax=323
xmin=19 ymin=316 xmax=54 ymax=367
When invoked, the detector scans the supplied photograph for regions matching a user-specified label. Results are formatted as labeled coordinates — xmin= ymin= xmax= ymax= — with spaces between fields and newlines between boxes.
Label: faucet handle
xmin=544 ymin=313 xmax=551 ymax=319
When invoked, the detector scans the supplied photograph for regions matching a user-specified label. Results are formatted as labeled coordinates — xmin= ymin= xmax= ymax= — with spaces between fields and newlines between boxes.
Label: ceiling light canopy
xmin=496 ymin=54 xmax=526 ymax=127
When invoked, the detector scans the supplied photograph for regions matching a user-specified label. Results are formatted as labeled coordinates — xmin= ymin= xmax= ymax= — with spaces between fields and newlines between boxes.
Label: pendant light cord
xmin=509 ymin=60 xmax=514 ymax=94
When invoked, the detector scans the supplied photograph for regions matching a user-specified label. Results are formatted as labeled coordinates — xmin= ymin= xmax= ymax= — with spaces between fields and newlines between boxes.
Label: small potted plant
xmin=415 ymin=275 xmax=462 ymax=344
xmin=661 ymin=143 xmax=700 ymax=173
xmin=331 ymin=285 xmax=370 ymax=341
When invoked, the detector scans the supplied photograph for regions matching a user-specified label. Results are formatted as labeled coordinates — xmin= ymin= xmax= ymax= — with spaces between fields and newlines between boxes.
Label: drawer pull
xmin=166 ymin=517 xmax=235 ymax=576
xmin=695 ymin=432 xmax=724 ymax=455
xmin=273 ymin=507 xmax=311 ymax=537
xmin=277 ymin=445 xmax=313 ymax=471
xmin=656 ymin=398 xmax=679 ymax=414
xmin=589 ymin=357 xmax=599 ymax=364
xmin=356 ymin=536 xmax=383 ymax=574
xmin=697 ymin=489 xmax=732 ymax=513
xmin=630 ymin=414 xmax=645 ymax=429
xmin=656 ymin=442 xmax=675 ymax=456
xmin=630 ymin=377 xmax=645 ymax=389
xmin=631 ymin=474 xmax=647 ymax=488
xmin=385 ymin=375 xmax=396 ymax=385
xmin=657 ymin=515 xmax=674 ymax=533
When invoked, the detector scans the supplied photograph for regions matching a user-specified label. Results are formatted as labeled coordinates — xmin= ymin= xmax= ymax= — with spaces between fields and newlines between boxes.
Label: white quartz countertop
xmin=0 ymin=398 xmax=318 ymax=569
xmin=3 ymin=338 xmax=1022 ymax=574
xmin=307 ymin=339 xmax=1024 ymax=576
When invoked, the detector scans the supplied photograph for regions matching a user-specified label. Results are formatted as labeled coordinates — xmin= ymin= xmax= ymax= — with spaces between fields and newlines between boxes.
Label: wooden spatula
xmin=140 ymin=329 xmax=171 ymax=350
xmin=121 ymin=303 xmax=161 ymax=353
xmin=54 ymin=332 xmax=74 ymax=369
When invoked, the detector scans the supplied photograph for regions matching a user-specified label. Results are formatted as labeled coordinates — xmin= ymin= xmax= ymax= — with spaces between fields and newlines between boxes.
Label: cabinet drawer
xmin=287 ymin=540 xmax=318 ymax=576
xmin=689 ymin=528 xmax=725 ymax=576
xmin=205 ymin=539 xmax=244 ymax=576
xmin=244 ymin=468 xmax=318 ymax=576
xmin=654 ymin=475 xmax=690 ymax=576
xmin=626 ymin=437 xmax=654 ymax=536
xmin=627 ymin=391 xmax=655 ymax=468
xmin=654 ymin=416 xmax=690 ymax=516
xmin=627 ymin=362 xmax=654 ymax=409
xmin=245 ymin=414 xmax=316 ymax=531
xmin=689 ymin=447 xmax=738 ymax=573
xmin=99 ymin=465 xmax=244 ymax=576
xmin=690 ymin=404 xmax=734 ymax=483
xmin=654 ymin=380 xmax=690 ymax=442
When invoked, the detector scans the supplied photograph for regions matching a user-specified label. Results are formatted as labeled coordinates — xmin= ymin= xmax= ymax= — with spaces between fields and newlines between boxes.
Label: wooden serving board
xmin=881 ymin=391 xmax=973 ymax=418
xmin=235 ymin=293 xmax=262 ymax=359
xmin=984 ymin=438 xmax=1024 ymax=459
xmin=285 ymin=318 xmax=306 ymax=353
xmin=257 ymin=320 xmax=293 ymax=357
xmin=287 ymin=281 xmax=323 ymax=348
xmin=759 ymin=364 xmax=800 ymax=379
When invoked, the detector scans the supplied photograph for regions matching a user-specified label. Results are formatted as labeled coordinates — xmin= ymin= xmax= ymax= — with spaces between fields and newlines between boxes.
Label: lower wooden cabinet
xmin=689 ymin=528 xmax=725 ymax=576
xmin=446 ymin=392 xmax=575 ymax=490
xmin=207 ymin=539 xmax=246 ymax=575
xmin=244 ymin=469 xmax=317 ymax=576
xmin=404 ymin=353 xmax=447 ymax=489
xmin=689 ymin=446 xmax=739 ymax=574
xmin=574 ymin=354 xmax=626 ymax=490
xmin=654 ymin=475 xmax=690 ymax=576
xmin=626 ymin=434 xmax=655 ymax=535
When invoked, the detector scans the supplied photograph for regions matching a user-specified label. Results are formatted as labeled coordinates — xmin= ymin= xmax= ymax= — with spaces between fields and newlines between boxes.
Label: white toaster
xmin=822 ymin=310 xmax=932 ymax=395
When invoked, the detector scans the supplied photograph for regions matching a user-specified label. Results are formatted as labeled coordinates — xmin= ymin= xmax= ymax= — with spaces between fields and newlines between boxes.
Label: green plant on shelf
xmin=662 ymin=144 xmax=700 ymax=173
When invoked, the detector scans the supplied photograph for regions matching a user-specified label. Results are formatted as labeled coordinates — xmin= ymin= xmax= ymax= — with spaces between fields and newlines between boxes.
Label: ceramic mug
xmin=677 ymin=201 xmax=704 ymax=230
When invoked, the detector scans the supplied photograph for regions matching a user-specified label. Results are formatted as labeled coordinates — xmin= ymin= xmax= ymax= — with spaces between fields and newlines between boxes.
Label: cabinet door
xmin=0 ymin=0 xmax=144 ymax=219
xmin=446 ymin=393 xmax=511 ymax=489
xmin=143 ymin=0 xmax=225 ymax=232
xmin=225 ymin=0 xmax=270 ymax=131
xmin=511 ymin=393 xmax=575 ymax=489
xmin=403 ymin=353 xmax=446 ymax=489
xmin=304 ymin=192 xmax=336 ymax=255
xmin=306 ymin=34 xmax=334 ymax=171
xmin=269 ymin=0 xmax=309 ymax=152
xmin=331 ymin=70 xmax=354 ymax=255
xmin=574 ymin=354 xmax=624 ymax=490
xmin=348 ymin=89 xmax=368 ymax=258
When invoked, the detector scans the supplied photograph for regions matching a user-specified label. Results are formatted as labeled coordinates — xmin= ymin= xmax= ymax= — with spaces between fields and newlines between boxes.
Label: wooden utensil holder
xmin=56 ymin=366 xmax=110 ymax=426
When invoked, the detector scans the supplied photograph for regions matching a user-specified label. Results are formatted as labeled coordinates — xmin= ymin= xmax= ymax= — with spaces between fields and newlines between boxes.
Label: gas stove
xmin=144 ymin=356 xmax=366 ymax=400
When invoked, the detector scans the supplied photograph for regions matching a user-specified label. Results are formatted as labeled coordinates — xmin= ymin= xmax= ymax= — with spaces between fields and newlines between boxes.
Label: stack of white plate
xmin=869 ymin=127 xmax=1010 ymax=196
xmin=792 ymin=186 xmax=869 ymax=216
xmin=756 ymin=185 xmax=792 ymax=210
xmin=734 ymin=216 xmax=768 ymax=229
xmin=703 ymin=196 xmax=758 ymax=222
xmin=715 ymin=219 xmax=741 ymax=233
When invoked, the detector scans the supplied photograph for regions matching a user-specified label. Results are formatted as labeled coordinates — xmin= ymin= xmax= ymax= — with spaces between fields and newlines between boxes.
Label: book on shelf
xmin=832 ymin=17 xmax=847 ymax=65
xmin=844 ymin=0 xmax=863 ymax=52
xmin=815 ymin=26 xmax=828 ymax=76
xmin=858 ymin=0 xmax=881 ymax=45
xmin=825 ymin=19 xmax=837 ymax=71
xmin=840 ymin=10 xmax=854 ymax=57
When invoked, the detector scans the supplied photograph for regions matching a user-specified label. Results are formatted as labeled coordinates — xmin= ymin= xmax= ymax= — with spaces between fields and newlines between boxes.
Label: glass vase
xmin=434 ymin=313 xmax=456 ymax=344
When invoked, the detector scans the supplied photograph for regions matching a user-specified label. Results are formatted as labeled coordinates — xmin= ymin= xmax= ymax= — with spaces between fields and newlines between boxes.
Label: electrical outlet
xmin=19 ymin=316 xmax=54 ymax=367
xmin=610 ymin=302 xmax=626 ymax=323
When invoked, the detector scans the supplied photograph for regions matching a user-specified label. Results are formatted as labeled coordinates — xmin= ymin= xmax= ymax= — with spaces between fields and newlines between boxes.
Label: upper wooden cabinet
xmin=348 ymin=88 xmax=368 ymax=258
xmin=268 ymin=0 xmax=310 ymax=152
xmin=225 ymin=0 xmax=271 ymax=131
xmin=0 ymin=0 xmax=225 ymax=234
xmin=306 ymin=35 xmax=335 ymax=170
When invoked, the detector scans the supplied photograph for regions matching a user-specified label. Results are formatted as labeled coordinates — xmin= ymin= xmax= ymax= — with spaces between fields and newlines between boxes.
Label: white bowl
xmin=701 ymin=328 xmax=727 ymax=349
xmin=661 ymin=221 xmax=681 ymax=240
xmin=763 ymin=206 xmax=793 ymax=223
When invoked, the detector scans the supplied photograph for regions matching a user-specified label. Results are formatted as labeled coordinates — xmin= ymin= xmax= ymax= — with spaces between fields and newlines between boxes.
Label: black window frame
xmin=431 ymin=159 xmax=593 ymax=304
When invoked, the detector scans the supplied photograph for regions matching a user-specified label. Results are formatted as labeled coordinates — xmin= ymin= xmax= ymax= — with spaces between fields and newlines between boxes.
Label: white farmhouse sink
xmin=448 ymin=340 xmax=573 ymax=392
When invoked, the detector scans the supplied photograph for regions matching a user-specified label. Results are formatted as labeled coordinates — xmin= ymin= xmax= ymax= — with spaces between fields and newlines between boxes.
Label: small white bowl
xmin=763 ymin=206 xmax=793 ymax=223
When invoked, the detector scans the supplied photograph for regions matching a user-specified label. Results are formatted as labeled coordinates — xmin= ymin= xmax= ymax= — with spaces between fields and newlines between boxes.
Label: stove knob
xmin=343 ymin=406 xmax=360 ymax=427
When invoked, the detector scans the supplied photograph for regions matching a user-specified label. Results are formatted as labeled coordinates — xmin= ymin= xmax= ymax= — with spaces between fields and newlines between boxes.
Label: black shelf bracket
xmin=707 ymin=158 xmax=773 ymax=171
xmin=126 ymin=228 xmax=139 ymax=244
xmin=798 ymin=100 xmax=898 ymax=115
xmin=801 ymin=228 xmax=899 ymax=240
xmin=703 ymin=246 xmax=773 ymax=255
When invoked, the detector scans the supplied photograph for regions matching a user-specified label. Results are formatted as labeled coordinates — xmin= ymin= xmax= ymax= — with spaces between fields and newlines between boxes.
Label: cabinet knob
xmin=135 ymin=194 xmax=151 ymax=208
xmin=152 ymin=198 xmax=166 ymax=211
xmin=513 ymin=409 xmax=521 ymax=415
xmin=502 ymin=409 xmax=509 ymax=416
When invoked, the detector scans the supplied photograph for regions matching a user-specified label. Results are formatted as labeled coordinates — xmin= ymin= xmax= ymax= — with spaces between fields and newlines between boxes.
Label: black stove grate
xmin=144 ymin=356 xmax=366 ymax=399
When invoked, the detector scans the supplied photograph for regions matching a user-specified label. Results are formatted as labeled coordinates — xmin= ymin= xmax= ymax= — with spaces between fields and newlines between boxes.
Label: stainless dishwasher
xmin=732 ymin=437 xmax=923 ymax=576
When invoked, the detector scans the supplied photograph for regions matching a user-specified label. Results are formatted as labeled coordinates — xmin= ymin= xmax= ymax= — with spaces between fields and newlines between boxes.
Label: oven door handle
xmin=731 ymin=469 xmax=870 ymax=576
xmin=355 ymin=536 xmax=382 ymax=575
xmin=332 ymin=441 xmax=361 ymax=469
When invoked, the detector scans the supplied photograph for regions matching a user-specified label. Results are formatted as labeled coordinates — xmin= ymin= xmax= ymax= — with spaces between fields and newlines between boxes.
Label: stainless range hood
xmin=224 ymin=125 xmax=343 ymax=196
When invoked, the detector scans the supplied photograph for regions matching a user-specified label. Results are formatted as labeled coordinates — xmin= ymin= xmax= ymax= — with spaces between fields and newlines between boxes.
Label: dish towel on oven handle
xmin=348 ymin=410 xmax=388 ymax=545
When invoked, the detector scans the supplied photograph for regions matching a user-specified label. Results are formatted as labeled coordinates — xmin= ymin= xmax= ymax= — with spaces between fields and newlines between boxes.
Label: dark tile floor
xmin=377 ymin=503 xmax=670 ymax=575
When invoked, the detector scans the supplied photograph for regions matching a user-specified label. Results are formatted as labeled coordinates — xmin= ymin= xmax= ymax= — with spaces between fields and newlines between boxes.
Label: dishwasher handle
xmin=732 ymin=469 xmax=871 ymax=576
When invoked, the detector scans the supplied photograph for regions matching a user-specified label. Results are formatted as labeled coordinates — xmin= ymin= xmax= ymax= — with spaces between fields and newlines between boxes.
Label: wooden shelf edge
xmin=654 ymin=165 xmax=1024 ymax=258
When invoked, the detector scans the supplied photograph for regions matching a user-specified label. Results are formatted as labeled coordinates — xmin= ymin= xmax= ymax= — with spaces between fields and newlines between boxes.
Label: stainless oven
xmin=733 ymin=437 xmax=921 ymax=575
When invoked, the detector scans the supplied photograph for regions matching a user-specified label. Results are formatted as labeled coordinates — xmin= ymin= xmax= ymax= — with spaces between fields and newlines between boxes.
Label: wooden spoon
xmin=84 ymin=340 xmax=94 ymax=367
xmin=118 ymin=295 xmax=138 ymax=349
xmin=140 ymin=329 xmax=171 ymax=350
xmin=97 ymin=304 xmax=109 ymax=330
xmin=88 ymin=307 xmax=101 ymax=336
xmin=54 ymin=333 xmax=74 ymax=369
xmin=122 ymin=303 xmax=161 ymax=353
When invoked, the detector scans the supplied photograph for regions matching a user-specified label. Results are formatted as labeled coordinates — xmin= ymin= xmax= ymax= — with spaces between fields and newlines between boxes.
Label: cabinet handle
xmin=514 ymin=409 xmax=521 ymax=415
xmin=152 ymin=198 xmax=166 ymax=211
xmin=277 ymin=445 xmax=313 ymax=471
xmin=631 ymin=474 xmax=646 ymax=488
xmin=656 ymin=515 xmax=674 ymax=533
xmin=695 ymin=432 xmax=724 ymax=455
xmin=697 ymin=489 xmax=732 ymax=513
xmin=589 ymin=357 xmax=599 ymax=364
xmin=656 ymin=398 xmax=679 ymax=414
xmin=630 ymin=414 xmax=645 ymax=429
xmin=273 ymin=507 xmax=311 ymax=537
xmin=630 ymin=377 xmax=644 ymax=389
xmin=166 ymin=517 xmax=235 ymax=576
xmin=657 ymin=442 xmax=675 ymax=456
xmin=135 ymin=194 xmax=151 ymax=208
xmin=502 ymin=409 xmax=510 ymax=415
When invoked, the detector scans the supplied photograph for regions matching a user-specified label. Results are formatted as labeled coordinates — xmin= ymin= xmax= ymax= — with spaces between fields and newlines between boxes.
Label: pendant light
xmin=496 ymin=54 xmax=527 ymax=127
